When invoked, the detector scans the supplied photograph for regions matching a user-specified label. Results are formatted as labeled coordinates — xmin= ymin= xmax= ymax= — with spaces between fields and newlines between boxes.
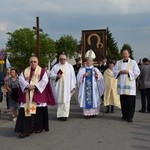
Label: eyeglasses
xmin=60 ymin=59 xmax=66 ymax=61
xmin=30 ymin=61 xmax=37 ymax=63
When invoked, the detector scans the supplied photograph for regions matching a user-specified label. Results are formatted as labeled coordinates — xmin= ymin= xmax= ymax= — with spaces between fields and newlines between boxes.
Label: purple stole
xmin=18 ymin=68 xmax=56 ymax=106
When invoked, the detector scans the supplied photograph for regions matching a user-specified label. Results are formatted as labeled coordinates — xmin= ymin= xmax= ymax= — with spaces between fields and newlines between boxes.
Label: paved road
xmin=0 ymin=93 xmax=150 ymax=150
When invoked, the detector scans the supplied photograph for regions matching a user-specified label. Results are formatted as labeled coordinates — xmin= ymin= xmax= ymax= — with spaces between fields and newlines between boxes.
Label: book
xmin=57 ymin=69 xmax=63 ymax=75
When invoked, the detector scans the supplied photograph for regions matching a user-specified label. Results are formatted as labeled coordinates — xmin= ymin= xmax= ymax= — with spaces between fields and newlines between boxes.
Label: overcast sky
xmin=0 ymin=0 xmax=150 ymax=61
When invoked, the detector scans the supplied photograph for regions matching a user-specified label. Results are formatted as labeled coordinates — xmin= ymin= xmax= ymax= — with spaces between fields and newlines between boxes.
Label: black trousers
xmin=106 ymin=105 xmax=114 ymax=112
xmin=140 ymin=88 xmax=150 ymax=112
xmin=120 ymin=95 xmax=136 ymax=120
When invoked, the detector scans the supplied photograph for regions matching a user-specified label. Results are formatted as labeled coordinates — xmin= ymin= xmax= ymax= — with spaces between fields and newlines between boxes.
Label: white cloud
xmin=0 ymin=0 xmax=150 ymax=60
xmin=111 ymin=0 xmax=150 ymax=14
xmin=40 ymin=0 xmax=150 ymax=15
xmin=7 ymin=0 xmax=63 ymax=14
xmin=2 ymin=0 xmax=150 ymax=16
xmin=0 ymin=21 xmax=8 ymax=31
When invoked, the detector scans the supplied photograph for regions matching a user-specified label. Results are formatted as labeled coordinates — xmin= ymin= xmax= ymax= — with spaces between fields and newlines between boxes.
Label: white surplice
xmin=113 ymin=58 xmax=140 ymax=95
xmin=77 ymin=66 xmax=104 ymax=116
xmin=19 ymin=71 xmax=48 ymax=107
xmin=50 ymin=62 xmax=76 ymax=117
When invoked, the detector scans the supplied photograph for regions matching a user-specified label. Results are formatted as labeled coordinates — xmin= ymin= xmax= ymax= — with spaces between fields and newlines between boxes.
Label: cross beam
xmin=33 ymin=17 xmax=43 ymax=61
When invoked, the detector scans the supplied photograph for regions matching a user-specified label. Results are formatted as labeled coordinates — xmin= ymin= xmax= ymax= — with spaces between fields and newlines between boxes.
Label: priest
xmin=50 ymin=52 xmax=76 ymax=121
xmin=77 ymin=49 xmax=104 ymax=119
xmin=14 ymin=56 xmax=56 ymax=138
xmin=113 ymin=49 xmax=140 ymax=122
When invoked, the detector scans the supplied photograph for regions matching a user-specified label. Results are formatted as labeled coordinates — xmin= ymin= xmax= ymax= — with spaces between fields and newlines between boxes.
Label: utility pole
xmin=33 ymin=17 xmax=43 ymax=62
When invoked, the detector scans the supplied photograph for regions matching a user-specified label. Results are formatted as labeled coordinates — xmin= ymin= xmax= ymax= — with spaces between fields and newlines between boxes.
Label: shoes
xmin=84 ymin=116 xmax=91 ymax=119
xmin=105 ymin=106 xmax=114 ymax=113
xmin=121 ymin=116 xmax=127 ymax=121
xmin=106 ymin=106 xmax=110 ymax=113
xmin=91 ymin=115 xmax=96 ymax=118
xmin=19 ymin=133 xmax=29 ymax=138
xmin=34 ymin=130 xmax=42 ymax=133
xmin=111 ymin=106 xmax=114 ymax=113
xmin=110 ymin=110 xmax=114 ymax=113
xmin=58 ymin=117 xmax=67 ymax=121
xmin=139 ymin=109 xmax=146 ymax=113
xmin=121 ymin=116 xmax=133 ymax=123
xmin=127 ymin=119 xmax=133 ymax=123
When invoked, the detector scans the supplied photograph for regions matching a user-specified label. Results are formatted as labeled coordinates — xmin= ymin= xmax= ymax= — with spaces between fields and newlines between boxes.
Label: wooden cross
xmin=33 ymin=17 xmax=43 ymax=62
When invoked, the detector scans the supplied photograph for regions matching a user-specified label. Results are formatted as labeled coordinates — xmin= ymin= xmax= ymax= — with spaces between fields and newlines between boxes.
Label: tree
xmin=38 ymin=33 xmax=56 ymax=67
xmin=121 ymin=44 xmax=134 ymax=59
xmin=6 ymin=28 xmax=56 ymax=71
xmin=106 ymin=29 xmax=121 ymax=60
xmin=55 ymin=35 xmax=78 ymax=59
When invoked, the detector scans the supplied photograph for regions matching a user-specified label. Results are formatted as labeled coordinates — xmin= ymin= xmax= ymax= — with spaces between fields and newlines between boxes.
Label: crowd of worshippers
xmin=0 ymin=48 xmax=149 ymax=139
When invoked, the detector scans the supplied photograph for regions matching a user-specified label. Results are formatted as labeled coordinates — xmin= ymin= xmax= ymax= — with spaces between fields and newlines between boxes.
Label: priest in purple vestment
xmin=14 ymin=56 xmax=56 ymax=138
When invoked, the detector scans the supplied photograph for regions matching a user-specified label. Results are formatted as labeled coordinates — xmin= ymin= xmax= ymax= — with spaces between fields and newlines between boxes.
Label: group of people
xmin=74 ymin=49 xmax=140 ymax=123
xmin=1 ymin=47 xmax=150 ymax=139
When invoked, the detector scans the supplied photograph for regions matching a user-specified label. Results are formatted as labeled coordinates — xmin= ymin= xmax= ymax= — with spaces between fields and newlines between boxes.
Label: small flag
xmin=6 ymin=57 xmax=11 ymax=68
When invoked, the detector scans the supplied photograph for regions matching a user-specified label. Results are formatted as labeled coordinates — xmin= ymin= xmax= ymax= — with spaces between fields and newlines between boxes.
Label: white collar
xmin=85 ymin=65 xmax=94 ymax=69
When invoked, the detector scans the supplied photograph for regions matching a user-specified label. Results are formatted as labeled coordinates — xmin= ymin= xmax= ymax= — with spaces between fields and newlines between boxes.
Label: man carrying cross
xmin=14 ymin=56 xmax=55 ymax=138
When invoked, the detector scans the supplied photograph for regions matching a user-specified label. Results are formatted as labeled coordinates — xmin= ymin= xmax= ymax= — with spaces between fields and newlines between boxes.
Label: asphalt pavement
xmin=0 ymin=92 xmax=150 ymax=150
